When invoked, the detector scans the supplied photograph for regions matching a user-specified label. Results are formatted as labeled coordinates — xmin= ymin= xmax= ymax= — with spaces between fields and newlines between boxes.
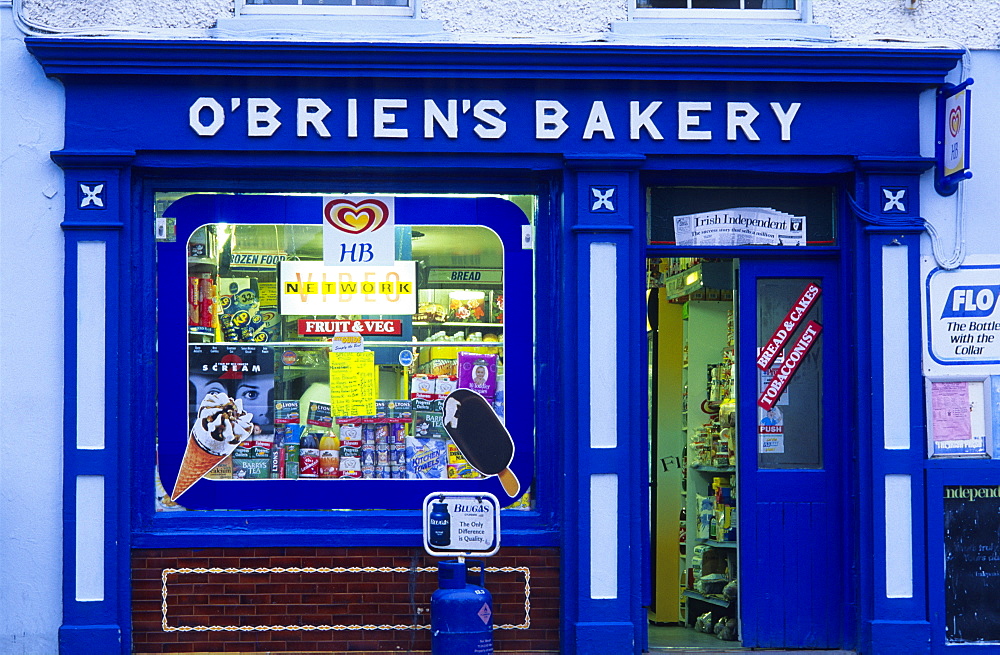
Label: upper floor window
xmin=239 ymin=0 xmax=413 ymax=17
xmin=634 ymin=0 xmax=800 ymax=19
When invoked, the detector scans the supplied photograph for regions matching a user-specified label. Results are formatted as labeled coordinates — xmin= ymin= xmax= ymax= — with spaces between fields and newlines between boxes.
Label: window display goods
xmin=155 ymin=196 xmax=534 ymax=512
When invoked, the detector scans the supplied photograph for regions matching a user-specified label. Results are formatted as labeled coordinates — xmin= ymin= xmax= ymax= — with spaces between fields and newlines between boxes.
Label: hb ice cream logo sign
xmin=323 ymin=196 xmax=395 ymax=266
xmin=925 ymin=259 xmax=1000 ymax=368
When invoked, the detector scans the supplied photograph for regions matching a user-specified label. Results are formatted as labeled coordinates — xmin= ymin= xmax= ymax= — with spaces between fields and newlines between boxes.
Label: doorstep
xmin=648 ymin=650 xmax=857 ymax=654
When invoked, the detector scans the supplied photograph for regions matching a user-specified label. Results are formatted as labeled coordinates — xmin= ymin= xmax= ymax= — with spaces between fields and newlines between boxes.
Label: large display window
xmin=154 ymin=193 xmax=535 ymax=511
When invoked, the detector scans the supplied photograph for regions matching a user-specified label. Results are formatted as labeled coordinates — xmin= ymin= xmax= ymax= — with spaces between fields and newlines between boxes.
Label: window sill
xmin=213 ymin=15 xmax=448 ymax=40
xmin=609 ymin=19 xmax=832 ymax=42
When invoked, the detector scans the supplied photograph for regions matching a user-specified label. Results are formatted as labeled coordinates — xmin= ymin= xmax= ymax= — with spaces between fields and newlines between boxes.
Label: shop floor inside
xmin=648 ymin=623 xmax=742 ymax=650
xmin=647 ymin=623 xmax=857 ymax=654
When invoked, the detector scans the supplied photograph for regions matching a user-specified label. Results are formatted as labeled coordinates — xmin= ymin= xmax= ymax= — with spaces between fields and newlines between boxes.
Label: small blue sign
xmin=399 ymin=349 xmax=414 ymax=367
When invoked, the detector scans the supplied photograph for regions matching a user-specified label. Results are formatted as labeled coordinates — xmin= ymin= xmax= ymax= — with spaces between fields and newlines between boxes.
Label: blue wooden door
xmin=737 ymin=258 xmax=849 ymax=648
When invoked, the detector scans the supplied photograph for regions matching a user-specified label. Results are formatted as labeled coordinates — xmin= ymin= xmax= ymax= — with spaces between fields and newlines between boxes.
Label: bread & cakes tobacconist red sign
xmin=299 ymin=319 xmax=402 ymax=336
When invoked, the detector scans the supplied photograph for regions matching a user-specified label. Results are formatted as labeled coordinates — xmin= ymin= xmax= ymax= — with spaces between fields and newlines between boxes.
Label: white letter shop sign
xmin=188 ymin=96 xmax=802 ymax=144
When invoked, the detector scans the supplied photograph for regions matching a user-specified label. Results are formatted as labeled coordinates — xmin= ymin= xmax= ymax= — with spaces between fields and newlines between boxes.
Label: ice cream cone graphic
xmin=171 ymin=392 xmax=254 ymax=501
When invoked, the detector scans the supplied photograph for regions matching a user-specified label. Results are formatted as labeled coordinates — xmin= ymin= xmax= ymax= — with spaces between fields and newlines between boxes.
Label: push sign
xmin=923 ymin=258 xmax=1000 ymax=371
xmin=423 ymin=492 xmax=500 ymax=557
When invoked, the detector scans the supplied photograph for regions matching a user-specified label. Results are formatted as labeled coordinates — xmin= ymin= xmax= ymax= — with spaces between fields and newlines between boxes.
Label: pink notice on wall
xmin=931 ymin=381 xmax=973 ymax=442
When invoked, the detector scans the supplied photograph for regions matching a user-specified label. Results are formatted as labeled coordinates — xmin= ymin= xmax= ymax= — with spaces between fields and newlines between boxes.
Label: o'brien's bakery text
xmin=188 ymin=97 xmax=802 ymax=142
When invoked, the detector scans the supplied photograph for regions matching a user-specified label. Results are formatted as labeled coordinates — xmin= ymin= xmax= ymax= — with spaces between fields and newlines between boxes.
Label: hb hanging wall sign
xmin=936 ymin=79 xmax=973 ymax=196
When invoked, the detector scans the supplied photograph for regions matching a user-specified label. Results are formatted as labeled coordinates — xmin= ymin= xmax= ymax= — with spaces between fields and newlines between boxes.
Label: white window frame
xmin=236 ymin=0 xmax=415 ymax=18
xmin=632 ymin=0 xmax=801 ymax=21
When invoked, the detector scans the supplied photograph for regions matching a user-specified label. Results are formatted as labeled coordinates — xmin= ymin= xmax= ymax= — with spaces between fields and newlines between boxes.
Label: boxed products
xmin=406 ymin=437 xmax=447 ymax=479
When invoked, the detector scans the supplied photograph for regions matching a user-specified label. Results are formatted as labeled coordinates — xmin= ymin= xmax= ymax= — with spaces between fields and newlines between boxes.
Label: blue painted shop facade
xmin=27 ymin=38 xmax=965 ymax=654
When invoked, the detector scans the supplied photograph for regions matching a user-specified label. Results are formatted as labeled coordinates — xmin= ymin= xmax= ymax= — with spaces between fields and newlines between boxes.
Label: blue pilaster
xmin=560 ymin=155 xmax=646 ymax=654
xmin=53 ymin=151 xmax=133 ymax=655
xmin=853 ymin=157 xmax=934 ymax=654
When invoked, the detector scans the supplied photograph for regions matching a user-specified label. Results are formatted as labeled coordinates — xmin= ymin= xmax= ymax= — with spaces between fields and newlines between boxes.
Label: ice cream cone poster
xmin=172 ymin=345 xmax=275 ymax=501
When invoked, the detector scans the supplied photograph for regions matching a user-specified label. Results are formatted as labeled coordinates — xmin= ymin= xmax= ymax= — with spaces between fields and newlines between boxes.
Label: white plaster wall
xmin=14 ymin=0 xmax=1000 ymax=41
xmin=921 ymin=50 xmax=1000 ymax=260
xmin=20 ymin=0 xmax=231 ymax=30
xmin=420 ymin=0 xmax=625 ymax=36
xmin=0 ymin=6 xmax=65 ymax=654
xmin=813 ymin=0 xmax=1000 ymax=50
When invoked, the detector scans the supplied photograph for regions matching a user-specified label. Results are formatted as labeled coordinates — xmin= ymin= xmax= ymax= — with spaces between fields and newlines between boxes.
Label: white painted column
xmin=882 ymin=244 xmax=910 ymax=451
xmin=589 ymin=241 xmax=618 ymax=600
xmin=882 ymin=243 xmax=913 ymax=599
xmin=75 ymin=241 xmax=107 ymax=602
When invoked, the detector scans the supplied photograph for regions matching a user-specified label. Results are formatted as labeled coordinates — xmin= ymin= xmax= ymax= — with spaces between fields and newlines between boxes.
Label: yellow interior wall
xmin=649 ymin=290 xmax=684 ymax=624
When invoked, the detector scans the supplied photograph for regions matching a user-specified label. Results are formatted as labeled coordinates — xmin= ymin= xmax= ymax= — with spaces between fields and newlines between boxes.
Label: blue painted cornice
xmin=25 ymin=38 xmax=962 ymax=85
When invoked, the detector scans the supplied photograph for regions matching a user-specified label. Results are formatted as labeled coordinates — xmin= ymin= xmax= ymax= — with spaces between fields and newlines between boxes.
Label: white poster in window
xmin=323 ymin=196 xmax=395 ymax=266
xmin=923 ymin=258 xmax=1000 ymax=373
xmin=673 ymin=207 xmax=806 ymax=247
xmin=279 ymin=260 xmax=416 ymax=315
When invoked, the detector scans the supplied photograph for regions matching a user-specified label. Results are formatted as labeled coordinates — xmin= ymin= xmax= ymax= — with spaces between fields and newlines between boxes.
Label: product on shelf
xmin=415 ymin=302 xmax=447 ymax=322
xmin=458 ymin=351 xmax=498 ymax=400
xmin=406 ymin=437 xmax=448 ymax=479
xmin=233 ymin=434 xmax=273 ymax=479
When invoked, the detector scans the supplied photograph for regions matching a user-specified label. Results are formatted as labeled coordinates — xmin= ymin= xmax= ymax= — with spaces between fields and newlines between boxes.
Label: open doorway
xmin=647 ymin=257 xmax=741 ymax=650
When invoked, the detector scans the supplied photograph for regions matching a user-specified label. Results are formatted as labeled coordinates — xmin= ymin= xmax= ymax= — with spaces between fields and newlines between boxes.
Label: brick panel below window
xmin=132 ymin=547 xmax=560 ymax=653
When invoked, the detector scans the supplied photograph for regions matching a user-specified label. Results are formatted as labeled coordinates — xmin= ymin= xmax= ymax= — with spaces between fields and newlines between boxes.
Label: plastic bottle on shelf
xmin=299 ymin=432 xmax=320 ymax=478
xmin=319 ymin=433 xmax=340 ymax=478
xmin=679 ymin=506 xmax=687 ymax=554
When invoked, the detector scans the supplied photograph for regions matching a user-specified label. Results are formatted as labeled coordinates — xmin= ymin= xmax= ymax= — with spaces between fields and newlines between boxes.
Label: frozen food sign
xmin=279 ymin=260 xmax=416 ymax=315
xmin=924 ymin=259 xmax=1000 ymax=369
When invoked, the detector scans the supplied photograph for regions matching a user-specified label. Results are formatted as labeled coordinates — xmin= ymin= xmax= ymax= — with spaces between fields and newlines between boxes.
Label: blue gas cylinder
xmin=431 ymin=559 xmax=493 ymax=655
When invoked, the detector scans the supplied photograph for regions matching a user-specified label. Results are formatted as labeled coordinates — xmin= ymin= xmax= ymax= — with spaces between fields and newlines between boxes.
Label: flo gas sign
xmin=924 ymin=257 xmax=1000 ymax=372
xmin=941 ymin=286 xmax=1000 ymax=318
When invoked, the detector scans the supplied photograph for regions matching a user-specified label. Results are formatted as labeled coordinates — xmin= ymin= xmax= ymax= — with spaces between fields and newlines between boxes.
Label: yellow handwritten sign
xmin=329 ymin=350 xmax=376 ymax=418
